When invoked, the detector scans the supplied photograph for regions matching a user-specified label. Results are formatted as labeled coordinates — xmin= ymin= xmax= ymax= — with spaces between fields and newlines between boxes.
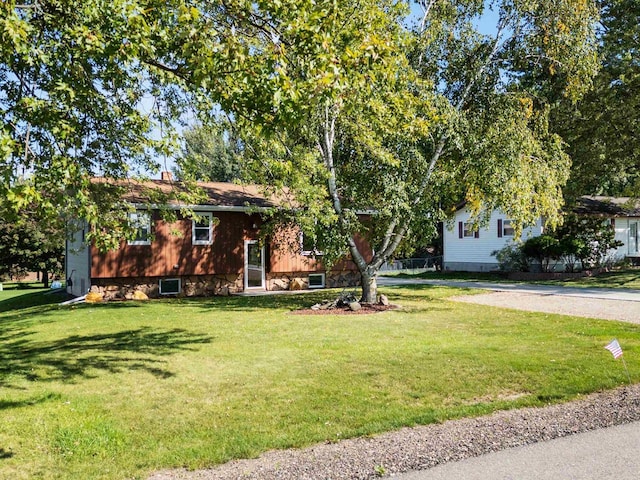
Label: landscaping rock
xmin=290 ymin=279 xmax=303 ymax=291
xmin=132 ymin=290 xmax=149 ymax=301
xmin=379 ymin=294 xmax=389 ymax=306
xmin=348 ymin=301 xmax=362 ymax=311
xmin=85 ymin=291 xmax=103 ymax=303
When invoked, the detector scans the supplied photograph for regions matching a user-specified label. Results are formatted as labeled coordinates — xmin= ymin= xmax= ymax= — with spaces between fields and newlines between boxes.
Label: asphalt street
xmin=394 ymin=420 xmax=640 ymax=480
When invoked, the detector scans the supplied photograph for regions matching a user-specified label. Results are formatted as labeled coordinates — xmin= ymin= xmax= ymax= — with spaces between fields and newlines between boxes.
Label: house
xmin=442 ymin=196 xmax=640 ymax=272
xmin=442 ymin=206 xmax=545 ymax=272
xmin=66 ymin=177 xmax=367 ymax=299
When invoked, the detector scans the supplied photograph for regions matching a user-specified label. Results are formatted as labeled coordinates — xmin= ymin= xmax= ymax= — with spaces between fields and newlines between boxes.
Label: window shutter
xmin=474 ymin=229 xmax=479 ymax=239
xmin=497 ymin=219 xmax=503 ymax=238
xmin=458 ymin=221 xmax=463 ymax=239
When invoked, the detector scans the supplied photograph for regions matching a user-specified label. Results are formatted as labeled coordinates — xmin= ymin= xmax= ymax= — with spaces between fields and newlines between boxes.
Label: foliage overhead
xmin=553 ymin=0 xmax=640 ymax=198
xmin=1 ymin=1 xmax=600 ymax=299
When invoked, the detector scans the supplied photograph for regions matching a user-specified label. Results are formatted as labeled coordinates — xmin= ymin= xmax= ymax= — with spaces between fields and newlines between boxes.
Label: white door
xmin=244 ymin=240 xmax=265 ymax=290
xmin=630 ymin=222 xmax=639 ymax=254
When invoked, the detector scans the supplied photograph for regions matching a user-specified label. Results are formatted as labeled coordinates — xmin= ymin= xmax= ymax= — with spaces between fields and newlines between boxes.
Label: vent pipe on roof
xmin=161 ymin=171 xmax=173 ymax=181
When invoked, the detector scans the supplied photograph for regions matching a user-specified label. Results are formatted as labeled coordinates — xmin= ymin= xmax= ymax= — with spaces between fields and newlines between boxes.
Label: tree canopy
xmin=1 ymin=1 xmax=601 ymax=300
xmin=173 ymin=119 xmax=243 ymax=183
xmin=552 ymin=0 xmax=640 ymax=198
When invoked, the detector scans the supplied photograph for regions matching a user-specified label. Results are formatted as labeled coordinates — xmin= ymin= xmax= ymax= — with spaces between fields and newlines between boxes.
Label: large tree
xmin=218 ymin=0 xmax=599 ymax=302
xmin=173 ymin=119 xmax=244 ymax=183
xmin=552 ymin=0 xmax=640 ymax=198
xmin=0 ymin=207 xmax=64 ymax=286
xmin=2 ymin=1 xmax=600 ymax=301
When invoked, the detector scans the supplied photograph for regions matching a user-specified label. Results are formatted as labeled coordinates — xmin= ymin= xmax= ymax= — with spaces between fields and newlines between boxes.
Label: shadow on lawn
xmin=0 ymin=327 xmax=212 ymax=391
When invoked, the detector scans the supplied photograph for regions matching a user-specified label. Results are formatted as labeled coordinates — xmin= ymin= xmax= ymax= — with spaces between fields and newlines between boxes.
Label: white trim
xmin=127 ymin=211 xmax=152 ymax=246
xmin=131 ymin=203 xmax=271 ymax=213
xmin=244 ymin=240 xmax=265 ymax=290
xmin=300 ymin=231 xmax=324 ymax=256
xmin=159 ymin=278 xmax=181 ymax=295
xmin=308 ymin=273 xmax=325 ymax=289
xmin=192 ymin=212 xmax=213 ymax=245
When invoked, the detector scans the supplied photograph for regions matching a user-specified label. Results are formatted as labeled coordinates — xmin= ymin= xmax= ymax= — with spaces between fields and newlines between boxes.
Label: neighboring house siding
xmin=443 ymin=208 xmax=543 ymax=272
xmin=66 ymin=223 xmax=91 ymax=297
xmin=618 ymin=217 xmax=640 ymax=258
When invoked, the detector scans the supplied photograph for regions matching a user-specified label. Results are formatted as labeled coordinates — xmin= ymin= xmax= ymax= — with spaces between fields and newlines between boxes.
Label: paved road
xmin=377 ymin=277 xmax=640 ymax=302
xmin=395 ymin=420 xmax=640 ymax=480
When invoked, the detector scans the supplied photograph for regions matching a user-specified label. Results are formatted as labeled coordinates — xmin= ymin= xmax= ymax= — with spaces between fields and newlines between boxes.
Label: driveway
xmin=378 ymin=277 xmax=640 ymax=323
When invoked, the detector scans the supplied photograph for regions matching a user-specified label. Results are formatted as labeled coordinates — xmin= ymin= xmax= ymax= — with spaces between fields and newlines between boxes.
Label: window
xmin=192 ymin=212 xmax=213 ymax=245
xmin=300 ymin=231 xmax=323 ymax=255
xmin=159 ymin=278 xmax=181 ymax=295
xmin=308 ymin=273 xmax=325 ymax=289
xmin=128 ymin=211 xmax=151 ymax=245
xmin=498 ymin=219 xmax=514 ymax=237
xmin=458 ymin=221 xmax=479 ymax=238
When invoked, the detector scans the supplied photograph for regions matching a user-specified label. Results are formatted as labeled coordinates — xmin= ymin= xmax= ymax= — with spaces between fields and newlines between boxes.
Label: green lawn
xmin=1 ymin=285 xmax=639 ymax=480
xmin=384 ymin=267 xmax=640 ymax=289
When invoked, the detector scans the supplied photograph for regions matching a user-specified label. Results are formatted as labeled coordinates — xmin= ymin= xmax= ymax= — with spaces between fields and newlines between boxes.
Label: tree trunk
xmin=42 ymin=270 xmax=49 ymax=288
xmin=360 ymin=270 xmax=378 ymax=304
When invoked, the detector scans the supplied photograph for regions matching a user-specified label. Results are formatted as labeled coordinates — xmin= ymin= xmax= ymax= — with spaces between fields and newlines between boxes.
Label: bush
xmin=522 ymin=235 xmax=561 ymax=272
xmin=492 ymin=242 xmax=529 ymax=272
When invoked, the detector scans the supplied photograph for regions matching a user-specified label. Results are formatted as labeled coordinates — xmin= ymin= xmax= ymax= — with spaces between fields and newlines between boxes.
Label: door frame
xmin=630 ymin=221 xmax=639 ymax=255
xmin=244 ymin=240 xmax=265 ymax=290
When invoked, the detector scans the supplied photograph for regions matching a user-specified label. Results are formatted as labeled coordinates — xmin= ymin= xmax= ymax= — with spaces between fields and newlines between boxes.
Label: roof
xmin=575 ymin=196 xmax=640 ymax=217
xmin=91 ymin=178 xmax=290 ymax=210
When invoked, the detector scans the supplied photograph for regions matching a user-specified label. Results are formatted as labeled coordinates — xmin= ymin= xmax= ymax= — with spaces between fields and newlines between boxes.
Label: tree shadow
xmin=0 ymin=289 xmax=68 ymax=313
xmin=0 ymin=327 xmax=213 ymax=391
xmin=0 ymin=448 xmax=13 ymax=459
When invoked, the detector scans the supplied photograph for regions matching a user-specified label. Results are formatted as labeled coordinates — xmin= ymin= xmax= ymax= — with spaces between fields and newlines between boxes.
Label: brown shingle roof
xmin=91 ymin=178 xmax=289 ymax=209
xmin=575 ymin=196 xmax=640 ymax=217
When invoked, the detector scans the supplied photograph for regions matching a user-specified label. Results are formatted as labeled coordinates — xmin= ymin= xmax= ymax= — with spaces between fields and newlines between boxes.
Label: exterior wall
xmin=91 ymin=274 xmax=243 ymax=300
xmin=611 ymin=217 xmax=640 ymax=259
xmin=267 ymin=270 xmax=361 ymax=291
xmin=66 ymin=222 xmax=91 ymax=297
xmin=92 ymin=211 xmax=262 ymax=279
xmin=87 ymin=211 xmax=367 ymax=297
xmin=444 ymin=209 xmax=640 ymax=272
xmin=443 ymin=208 xmax=544 ymax=272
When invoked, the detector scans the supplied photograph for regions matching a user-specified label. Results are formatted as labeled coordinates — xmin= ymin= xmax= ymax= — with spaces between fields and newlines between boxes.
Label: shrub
xmin=492 ymin=242 xmax=529 ymax=272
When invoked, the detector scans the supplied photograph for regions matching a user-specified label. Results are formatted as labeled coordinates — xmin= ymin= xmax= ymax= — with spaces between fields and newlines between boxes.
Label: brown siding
xmin=268 ymin=226 xmax=371 ymax=274
xmin=91 ymin=211 xmax=262 ymax=278
xmin=92 ymin=212 xmax=371 ymax=279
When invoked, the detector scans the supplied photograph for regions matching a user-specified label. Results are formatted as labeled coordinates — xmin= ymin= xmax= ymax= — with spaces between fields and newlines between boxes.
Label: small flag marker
xmin=605 ymin=339 xmax=623 ymax=359
xmin=605 ymin=338 xmax=631 ymax=384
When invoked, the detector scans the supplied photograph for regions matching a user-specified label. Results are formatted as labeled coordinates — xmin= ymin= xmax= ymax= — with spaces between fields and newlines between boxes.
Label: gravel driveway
xmin=452 ymin=291 xmax=640 ymax=324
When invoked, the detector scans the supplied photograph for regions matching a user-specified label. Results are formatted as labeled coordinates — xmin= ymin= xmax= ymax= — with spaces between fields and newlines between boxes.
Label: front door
xmin=630 ymin=222 xmax=639 ymax=255
xmin=244 ymin=240 xmax=265 ymax=290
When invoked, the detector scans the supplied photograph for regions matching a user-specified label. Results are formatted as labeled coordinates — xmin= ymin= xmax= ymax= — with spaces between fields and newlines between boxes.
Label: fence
xmin=379 ymin=256 xmax=442 ymax=273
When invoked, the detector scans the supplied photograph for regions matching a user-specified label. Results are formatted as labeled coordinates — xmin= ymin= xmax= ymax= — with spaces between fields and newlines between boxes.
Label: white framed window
xmin=308 ymin=273 xmax=325 ymax=289
xmin=502 ymin=219 xmax=515 ymax=237
xmin=128 ymin=211 xmax=151 ymax=245
xmin=300 ymin=231 xmax=323 ymax=256
xmin=159 ymin=278 xmax=181 ymax=295
xmin=463 ymin=222 xmax=476 ymax=238
xmin=192 ymin=212 xmax=213 ymax=245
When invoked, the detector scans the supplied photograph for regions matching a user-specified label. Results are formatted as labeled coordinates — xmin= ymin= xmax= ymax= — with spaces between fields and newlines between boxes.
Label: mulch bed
xmin=290 ymin=303 xmax=400 ymax=315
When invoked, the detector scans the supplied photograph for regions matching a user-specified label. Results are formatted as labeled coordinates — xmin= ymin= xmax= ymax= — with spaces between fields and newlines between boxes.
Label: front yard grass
xmin=1 ymin=285 xmax=639 ymax=479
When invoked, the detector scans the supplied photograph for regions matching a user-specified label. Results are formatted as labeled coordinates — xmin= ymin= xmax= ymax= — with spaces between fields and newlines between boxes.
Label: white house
xmin=443 ymin=196 xmax=640 ymax=272
xmin=443 ymin=206 xmax=544 ymax=272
